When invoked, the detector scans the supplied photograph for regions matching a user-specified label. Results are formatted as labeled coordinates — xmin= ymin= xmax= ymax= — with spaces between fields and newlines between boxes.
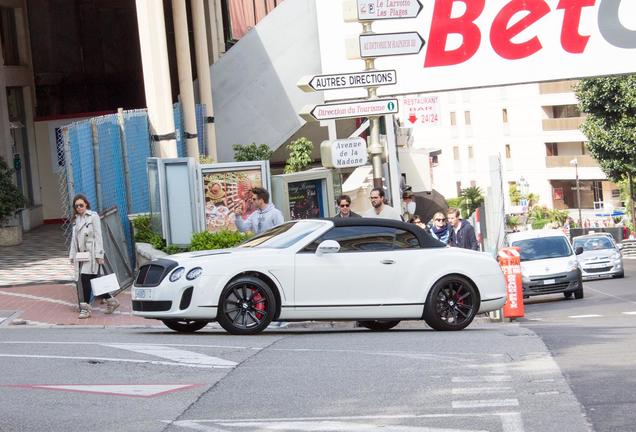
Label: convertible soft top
xmin=329 ymin=217 xmax=446 ymax=249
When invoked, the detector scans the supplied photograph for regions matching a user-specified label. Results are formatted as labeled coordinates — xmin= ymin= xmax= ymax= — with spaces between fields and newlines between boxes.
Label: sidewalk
xmin=0 ymin=224 xmax=152 ymax=327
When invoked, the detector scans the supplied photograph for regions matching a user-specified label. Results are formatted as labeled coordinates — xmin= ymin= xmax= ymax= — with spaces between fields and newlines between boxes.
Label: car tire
xmin=423 ymin=275 xmax=479 ymax=331
xmin=563 ymin=291 xmax=573 ymax=299
xmin=357 ymin=320 xmax=400 ymax=331
xmin=615 ymin=271 xmax=624 ymax=279
xmin=162 ymin=319 xmax=209 ymax=333
xmin=217 ymin=276 xmax=276 ymax=335
xmin=574 ymin=279 xmax=584 ymax=299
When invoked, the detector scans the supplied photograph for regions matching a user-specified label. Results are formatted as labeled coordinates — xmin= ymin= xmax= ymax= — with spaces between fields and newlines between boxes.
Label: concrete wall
xmin=211 ymin=0 xmax=323 ymax=162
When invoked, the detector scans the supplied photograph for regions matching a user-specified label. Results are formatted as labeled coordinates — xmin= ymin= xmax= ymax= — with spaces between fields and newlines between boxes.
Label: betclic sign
xmin=316 ymin=0 xmax=636 ymax=97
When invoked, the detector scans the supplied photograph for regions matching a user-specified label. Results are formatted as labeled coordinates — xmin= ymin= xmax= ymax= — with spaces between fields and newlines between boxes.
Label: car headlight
xmin=186 ymin=267 xmax=203 ymax=280
xmin=612 ymin=252 xmax=621 ymax=261
xmin=169 ymin=267 xmax=185 ymax=282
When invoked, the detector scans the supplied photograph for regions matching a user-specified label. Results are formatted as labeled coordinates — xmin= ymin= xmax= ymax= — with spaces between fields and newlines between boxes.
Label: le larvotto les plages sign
xmin=315 ymin=0 xmax=636 ymax=99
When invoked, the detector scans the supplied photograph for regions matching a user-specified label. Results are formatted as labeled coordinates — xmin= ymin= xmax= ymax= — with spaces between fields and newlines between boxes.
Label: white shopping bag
xmin=91 ymin=272 xmax=119 ymax=296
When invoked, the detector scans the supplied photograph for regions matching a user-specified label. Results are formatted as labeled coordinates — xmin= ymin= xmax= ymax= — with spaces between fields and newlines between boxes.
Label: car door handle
xmin=380 ymin=259 xmax=396 ymax=265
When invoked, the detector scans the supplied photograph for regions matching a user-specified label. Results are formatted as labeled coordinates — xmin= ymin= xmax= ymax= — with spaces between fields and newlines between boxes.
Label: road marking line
xmin=452 ymin=387 xmax=513 ymax=395
xmin=104 ymin=344 xmax=237 ymax=367
xmin=452 ymin=399 xmax=519 ymax=409
xmin=452 ymin=376 xmax=511 ymax=383
xmin=0 ymin=290 xmax=76 ymax=307
xmin=7 ymin=384 xmax=200 ymax=398
xmin=568 ymin=314 xmax=602 ymax=318
xmin=167 ymin=412 xmax=525 ymax=432
xmin=622 ymin=311 xmax=636 ymax=315
xmin=0 ymin=354 xmax=233 ymax=368
xmin=586 ymin=286 xmax=636 ymax=305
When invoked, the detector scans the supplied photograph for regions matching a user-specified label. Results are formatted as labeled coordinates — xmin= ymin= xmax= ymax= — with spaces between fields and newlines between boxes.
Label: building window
xmin=581 ymin=142 xmax=588 ymax=154
xmin=0 ymin=7 xmax=20 ymax=65
xmin=546 ymin=143 xmax=558 ymax=156
xmin=227 ymin=0 xmax=284 ymax=41
xmin=552 ymin=105 xmax=580 ymax=118
xmin=464 ymin=111 xmax=471 ymax=125
xmin=505 ymin=144 xmax=511 ymax=159
xmin=470 ymin=180 xmax=476 ymax=187
xmin=431 ymin=154 xmax=439 ymax=166
xmin=450 ymin=111 xmax=457 ymax=126
xmin=502 ymin=108 xmax=509 ymax=123
xmin=453 ymin=146 xmax=460 ymax=160
xmin=468 ymin=146 xmax=474 ymax=159
xmin=456 ymin=181 xmax=462 ymax=196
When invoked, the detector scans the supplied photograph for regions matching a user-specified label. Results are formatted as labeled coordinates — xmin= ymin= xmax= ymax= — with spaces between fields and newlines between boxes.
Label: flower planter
xmin=0 ymin=225 xmax=22 ymax=246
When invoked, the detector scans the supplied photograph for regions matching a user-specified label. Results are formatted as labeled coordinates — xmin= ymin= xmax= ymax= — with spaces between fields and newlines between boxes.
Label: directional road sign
xmin=297 ymin=70 xmax=397 ymax=92
xmin=343 ymin=0 xmax=423 ymax=21
xmin=320 ymin=137 xmax=368 ymax=169
xmin=300 ymin=98 xmax=399 ymax=122
xmin=358 ymin=32 xmax=425 ymax=58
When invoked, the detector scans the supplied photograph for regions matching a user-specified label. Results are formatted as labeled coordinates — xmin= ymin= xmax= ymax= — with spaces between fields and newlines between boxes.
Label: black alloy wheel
xmin=217 ymin=276 xmax=276 ymax=335
xmin=357 ymin=320 xmax=400 ymax=331
xmin=162 ymin=319 xmax=209 ymax=333
xmin=423 ymin=275 xmax=479 ymax=331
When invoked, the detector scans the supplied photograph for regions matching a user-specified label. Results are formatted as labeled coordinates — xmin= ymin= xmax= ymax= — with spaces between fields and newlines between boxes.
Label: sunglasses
xmin=339 ymin=203 xmax=350 ymax=208
xmin=435 ymin=218 xmax=446 ymax=221
xmin=74 ymin=203 xmax=85 ymax=208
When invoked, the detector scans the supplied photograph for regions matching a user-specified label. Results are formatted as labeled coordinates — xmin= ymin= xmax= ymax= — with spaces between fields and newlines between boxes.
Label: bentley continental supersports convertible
xmin=132 ymin=218 xmax=506 ymax=334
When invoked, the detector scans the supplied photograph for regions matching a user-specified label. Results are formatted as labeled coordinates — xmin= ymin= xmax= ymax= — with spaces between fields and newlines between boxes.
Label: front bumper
xmin=580 ymin=259 xmax=623 ymax=279
xmin=523 ymin=269 xmax=582 ymax=297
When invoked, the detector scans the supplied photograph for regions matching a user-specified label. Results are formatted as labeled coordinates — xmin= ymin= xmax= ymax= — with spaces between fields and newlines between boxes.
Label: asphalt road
xmin=521 ymin=258 xmax=636 ymax=432
xmin=1 ymin=262 xmax=634 ymax=432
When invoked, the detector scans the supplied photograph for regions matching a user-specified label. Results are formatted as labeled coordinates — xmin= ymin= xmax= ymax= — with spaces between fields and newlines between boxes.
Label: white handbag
xmin=91 ymin=267 xmax=120 ymax=296
xmin=75 ymin=251 xmax=91 ymax=262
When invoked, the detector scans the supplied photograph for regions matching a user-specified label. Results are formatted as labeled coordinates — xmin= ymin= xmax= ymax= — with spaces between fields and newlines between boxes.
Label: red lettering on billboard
xmin=490 ymin=0 xmax=550 ymax=60
xmin=558 ymin=0 xmax=596 ymax=53
xmin=424 ymin=0 xmax=485 ymax=67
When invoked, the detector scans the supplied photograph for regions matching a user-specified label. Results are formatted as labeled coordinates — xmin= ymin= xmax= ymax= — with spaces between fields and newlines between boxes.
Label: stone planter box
xmin=0 ymin=225 xmax=22 ymax=246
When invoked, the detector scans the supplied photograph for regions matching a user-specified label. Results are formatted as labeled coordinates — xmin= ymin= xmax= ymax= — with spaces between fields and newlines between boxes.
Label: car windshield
xmin=512 ymin=236 xmax=572 ymax=261
xmin=239 ymin=221 xmax=324 ymax=249
xmin=573 ymin=236 xmax=614 ymax=251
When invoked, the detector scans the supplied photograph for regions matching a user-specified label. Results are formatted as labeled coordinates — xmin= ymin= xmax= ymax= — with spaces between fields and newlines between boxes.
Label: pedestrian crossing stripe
xmin=8 ymin=383 xmax=201 ymax=398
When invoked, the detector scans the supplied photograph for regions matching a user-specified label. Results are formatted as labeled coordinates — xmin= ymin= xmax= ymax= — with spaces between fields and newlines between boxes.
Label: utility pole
xmin=571 ymin=158 xmax=583 ymax=227
xmin=361 ymin=22 xmax=383 ymax=189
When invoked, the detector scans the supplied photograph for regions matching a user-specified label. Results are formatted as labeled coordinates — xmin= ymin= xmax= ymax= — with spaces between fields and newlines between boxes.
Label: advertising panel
xmin=200 ymin=161 xmax=271 ymax=233
xmin=288 ymin=179 xmax=325 ymax=219
xmin=315 ymin=1 xmax=636 ymax=99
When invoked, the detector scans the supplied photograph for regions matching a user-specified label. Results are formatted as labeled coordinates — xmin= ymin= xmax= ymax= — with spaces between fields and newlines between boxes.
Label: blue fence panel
xmin=196 ymin=103 xmax=206 ymax=156
xmin=173 ymin=103 xmax=186 ymax=157
xmin=95 ymin=115 xmax=133 ymax=262
xmin=123 ymin=110 xmax=152 ymax=214
xmin=68 ymin=121 xmax=97 ymax=207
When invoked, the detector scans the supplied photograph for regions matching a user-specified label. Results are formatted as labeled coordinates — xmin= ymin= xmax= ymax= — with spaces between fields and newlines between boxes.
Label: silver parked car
xmin=572 ymin=233 xmax=624 ymax=279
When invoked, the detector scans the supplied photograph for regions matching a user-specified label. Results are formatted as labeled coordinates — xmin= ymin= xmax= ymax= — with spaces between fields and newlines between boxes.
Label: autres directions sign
xmin=297 ymin=70 xmax=397 ymax=92
xmin=300 ymin=98 xmax=399 ymax=122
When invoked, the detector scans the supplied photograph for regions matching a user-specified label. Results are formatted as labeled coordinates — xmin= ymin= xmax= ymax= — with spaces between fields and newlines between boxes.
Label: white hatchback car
xmin=506 ymin=229 xmax=584 ymax=299
xmin=133 ymin=218 xmax=507 ymax=334
xmin=572 ymin=233 xmax=624 ymax=279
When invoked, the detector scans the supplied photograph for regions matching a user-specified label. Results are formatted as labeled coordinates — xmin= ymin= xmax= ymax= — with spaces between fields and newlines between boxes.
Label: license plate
xmin=133 ymin=288 xmax=152 ymax=300
xmin=543 ymin=279 xmax=556 ymax=285
xmin=587 ymin=263 xmax=607 ymax=268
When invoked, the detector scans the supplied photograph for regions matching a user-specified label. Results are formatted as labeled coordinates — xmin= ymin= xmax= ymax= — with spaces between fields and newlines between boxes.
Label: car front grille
xmin=584 ymin=266 xmax=613 ymax=273
xmin=135 ymin=258 xmax=178 ymax=287
xmin=132 ymin=300 xmax=172 ymax=312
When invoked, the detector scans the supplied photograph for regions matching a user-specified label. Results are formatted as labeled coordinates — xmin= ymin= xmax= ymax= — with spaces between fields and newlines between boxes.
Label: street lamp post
xmin=570 ymin=158 xmax=583 ymax=227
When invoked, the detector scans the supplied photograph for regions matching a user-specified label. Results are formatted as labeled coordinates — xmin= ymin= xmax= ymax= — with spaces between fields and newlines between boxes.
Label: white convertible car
xmin=132 ymin=218 xmax=506 ymax=335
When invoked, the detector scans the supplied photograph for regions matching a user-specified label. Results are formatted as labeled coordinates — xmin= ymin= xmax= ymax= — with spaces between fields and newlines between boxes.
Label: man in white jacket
xmin=235 ymin=187 xmax=284 ymax=234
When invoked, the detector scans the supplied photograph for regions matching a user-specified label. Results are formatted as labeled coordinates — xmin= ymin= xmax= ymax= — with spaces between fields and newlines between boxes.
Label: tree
xmin=0 ymin=157 xmax=25 ymax=226
xmin=284 ymin=137 xmax=313 ymax=174
xmin=509 ymin=183 xmax=521 ymax=205
xmin=576 ymin=75 xmax=636 ymax=232
xmin=232 ymin=143 xmax=273 ymax=162
xmin=459 ymin=186 xmax=484 ymax=217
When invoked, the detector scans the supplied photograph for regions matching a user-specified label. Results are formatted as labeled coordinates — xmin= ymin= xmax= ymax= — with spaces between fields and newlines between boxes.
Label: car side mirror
xmin=316 ymin=240 xmax=340 ymax=256
xmin=575 ymin=246 xmax=584 ymax=255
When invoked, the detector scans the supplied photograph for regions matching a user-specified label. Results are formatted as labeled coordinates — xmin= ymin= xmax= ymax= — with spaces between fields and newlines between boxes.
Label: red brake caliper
xmin=251 ymin=290 xmax=265 ymax=319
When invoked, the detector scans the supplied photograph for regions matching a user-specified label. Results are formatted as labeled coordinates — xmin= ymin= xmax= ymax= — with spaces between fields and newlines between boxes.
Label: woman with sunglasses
xmin=69 ymin=194 xmax=119 ymax=319
xmin=334 ymin=195 xmax=361 ymax=218
xmin=429 ymin=211 xmax=450 ymax=244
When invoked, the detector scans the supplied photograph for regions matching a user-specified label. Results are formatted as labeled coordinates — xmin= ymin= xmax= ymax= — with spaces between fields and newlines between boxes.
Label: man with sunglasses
xmin=363 ymin=188 xmax=402 ymax=220
xmin=235 ymin=187 xmax=284 ymax=234
xmin=334 ymin=195 xmax=361 ymax=218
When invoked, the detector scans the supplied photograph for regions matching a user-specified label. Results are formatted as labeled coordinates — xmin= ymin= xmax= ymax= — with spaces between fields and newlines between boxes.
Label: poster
xmin=288 ymin=180 xmax=324 ymax=219
xmin=202 ymin=169 xmax=263 ymax=232
xmin=553 ymin=187 xmax=564 ymax=201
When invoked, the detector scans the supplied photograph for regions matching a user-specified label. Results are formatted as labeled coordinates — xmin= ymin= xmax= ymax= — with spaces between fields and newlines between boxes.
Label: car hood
xmin=577 ymin=250 xmax=617 ymax=261
xmin=520 ymin=256 xmax=576 ymax=276
xmin=169 ymin=247 xmax=278 ymax=262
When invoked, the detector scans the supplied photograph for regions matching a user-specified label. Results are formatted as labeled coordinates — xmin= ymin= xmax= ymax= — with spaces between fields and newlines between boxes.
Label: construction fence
xmin=57 ymin=103 xmax=208 ymax=267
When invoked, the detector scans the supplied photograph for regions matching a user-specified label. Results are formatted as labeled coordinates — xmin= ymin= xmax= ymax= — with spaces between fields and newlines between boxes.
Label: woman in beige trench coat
xmin=69 ymin=194 xmax=119 ymax=319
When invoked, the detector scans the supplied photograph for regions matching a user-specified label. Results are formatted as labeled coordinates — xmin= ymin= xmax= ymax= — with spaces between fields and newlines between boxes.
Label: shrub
xmin=0 ymin=157 xmax=25 ymax=226
xmin=284 ymin=137 xmax=314 ymax=173
xmin=190 ymin=230 xmax=251 ymax=251
xmin=232 ymin=143 xmax=273 ymax=161
xmin=131 ymin=214 xmax=165 ymax=251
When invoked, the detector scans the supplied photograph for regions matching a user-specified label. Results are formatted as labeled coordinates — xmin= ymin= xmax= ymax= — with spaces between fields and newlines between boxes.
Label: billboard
xmin=316 ymin=0 xmax=636 ymax=99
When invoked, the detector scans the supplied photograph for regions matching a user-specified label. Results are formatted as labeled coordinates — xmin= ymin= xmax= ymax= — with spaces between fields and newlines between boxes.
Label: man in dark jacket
xmin=447 ymin=208 xmax=479 ymax=250
xmin=334 ymin=194 xmax=361 ymax=218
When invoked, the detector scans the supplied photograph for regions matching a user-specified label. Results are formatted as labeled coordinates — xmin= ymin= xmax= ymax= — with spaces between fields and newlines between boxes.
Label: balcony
xmin=542 ymin=116 xmax=585 ymax=131
xmin=545 ymin=155 xmax=599 ymax=168
xmin=539 ymin=80 xmax=579 ymax=94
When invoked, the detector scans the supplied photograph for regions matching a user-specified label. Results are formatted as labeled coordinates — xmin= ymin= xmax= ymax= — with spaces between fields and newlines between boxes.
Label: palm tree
xmin=460 ymin=186 xmax=484 ymax=217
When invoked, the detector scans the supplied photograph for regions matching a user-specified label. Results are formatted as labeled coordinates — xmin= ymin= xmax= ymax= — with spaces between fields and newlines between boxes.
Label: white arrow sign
xmin=300 ymin=98 xmax=399 ymax=122
xmin=297 ymin=70 xmax=397 ymax=92
xmin=343 ymin=0 xmax=424 ymax=21
xmin=358 ymin=32 xmax=425 ymax=58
